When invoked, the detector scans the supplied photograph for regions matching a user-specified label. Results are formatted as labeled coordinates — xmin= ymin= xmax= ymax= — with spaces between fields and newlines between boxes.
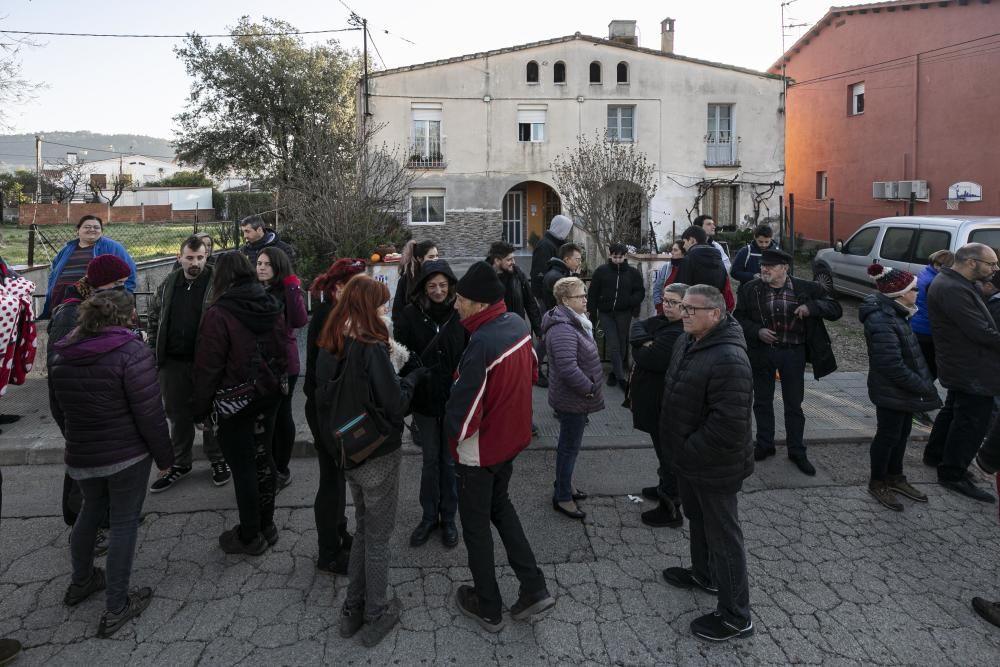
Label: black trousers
xmin=870 ymin=407 xmax=912 ymax=482
xmin=650 ymin=431 xmax=678 ymax=503
xmin=924 ymin=389 xmax=994 ymax=481
xmin=752 ymin=345 xmax=807 ymax=452
xmin=678 ymin=477 xmax=751 ymax=628
xmin=305 ymin=393 xmax=351 ymax=561
xmin=456 ymin=458 xmax=546 ymax=619
xmin=272 ymin=375 xmax=299 ymax=475
xmin=915 ymin=333 xmax=937 ymax=380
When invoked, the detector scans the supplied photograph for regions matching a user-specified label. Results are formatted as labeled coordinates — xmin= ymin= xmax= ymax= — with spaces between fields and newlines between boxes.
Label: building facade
xmin=365 ymin=21 xmax=785 ymax=256
xmin=772 ymin=0 xmax=1000 ymax=243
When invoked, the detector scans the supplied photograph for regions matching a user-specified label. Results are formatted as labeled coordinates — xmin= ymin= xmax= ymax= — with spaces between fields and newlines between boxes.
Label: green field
xmin=0 ymin=222 xmax=238 ymax=267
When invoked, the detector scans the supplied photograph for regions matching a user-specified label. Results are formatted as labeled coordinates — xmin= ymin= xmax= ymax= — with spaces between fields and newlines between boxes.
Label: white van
xmin=811 ymin=216 xmax=1000 ymax=297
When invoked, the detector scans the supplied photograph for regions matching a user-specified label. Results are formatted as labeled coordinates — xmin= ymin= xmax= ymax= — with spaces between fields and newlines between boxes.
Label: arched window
xmin=553 ymin=61 xmax=566 ymax=84
xmin=617 ymin=61 xmax=629 ymax=84
xmin=589 ymin=61 xmax=602 ymax=83
xmin=526 ymin=61 xmax=539 ymax=83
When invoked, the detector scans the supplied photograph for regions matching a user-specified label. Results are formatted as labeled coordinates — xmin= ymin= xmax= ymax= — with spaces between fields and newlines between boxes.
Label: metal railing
xmin=407 ymin=137 xmax=447 ymax=169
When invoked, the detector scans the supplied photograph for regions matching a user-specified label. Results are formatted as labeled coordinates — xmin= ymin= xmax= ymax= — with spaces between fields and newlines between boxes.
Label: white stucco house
xmin=362 ymin=19 xmax=785 ymax=257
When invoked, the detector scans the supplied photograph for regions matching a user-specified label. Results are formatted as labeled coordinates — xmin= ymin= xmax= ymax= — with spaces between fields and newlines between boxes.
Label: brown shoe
xmin=868 ymin=481 xmax=903 ymax=511
xmin=886 ymin=475 xmax=928 ymax=503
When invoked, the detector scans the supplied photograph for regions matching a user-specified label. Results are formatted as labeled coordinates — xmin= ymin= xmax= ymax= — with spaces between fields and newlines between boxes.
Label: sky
xmin=1 ymin=0 xmax=845 ymax=140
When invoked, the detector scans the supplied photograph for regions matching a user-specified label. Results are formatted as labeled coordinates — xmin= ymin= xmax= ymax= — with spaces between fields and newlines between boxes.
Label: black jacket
xmin=396 ymin=261 xmax=468 ymax=418
xmin=659 ymin=316 xmax=754 ymax=494
xmin=675 ymin=244 xmax=727 ymax=291
xmin=859 ymin=293 xmax=941 ymax=413
xmin=530 ymin=231 xmax=563 ymax=298
xmin=498 ymin=265 xmax=541 ymax=335
xmin=303 ymin=299 xmax=333 ymax=400
xmin=541 ymin=258 xmax=571 ymax=312
xmin=734 ymin=276 xmax=842 ymax=380
xmin=391 ymin=272 xmax=413 ymax=323
xmin=587 ymin=260 xmax=645 ymax=317
xmin=629 ymin=316 xmax=683 ymax=434
xmin=730 ymin=241 xmax=778 ymax=284
xmin=927 ymin=267 xmax=1000 ymax=396
xmin=988 ymin=294 xmax=1000 ymax=329
xmin=240 ymin=228 xmax=295 ymax=267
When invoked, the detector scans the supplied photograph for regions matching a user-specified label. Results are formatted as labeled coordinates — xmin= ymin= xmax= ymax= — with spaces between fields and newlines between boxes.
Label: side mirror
xmin=834 ymin=240 xmax=844 ymax=252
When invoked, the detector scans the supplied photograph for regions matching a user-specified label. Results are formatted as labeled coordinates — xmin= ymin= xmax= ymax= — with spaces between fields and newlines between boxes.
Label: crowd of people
xmin=1 ymin=209 xmax=998 ymax=664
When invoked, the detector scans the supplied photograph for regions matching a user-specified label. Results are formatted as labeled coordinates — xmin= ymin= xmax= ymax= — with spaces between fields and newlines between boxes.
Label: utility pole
xmin=34 ymin=134 xmax=42 ymax=202
xmin=780 ymin=1 xmax=808 ymax=102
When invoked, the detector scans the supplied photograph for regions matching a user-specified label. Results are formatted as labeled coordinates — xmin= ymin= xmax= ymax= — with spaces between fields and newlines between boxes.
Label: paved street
xmin=2 ymin=378 xmax=999 ymax=665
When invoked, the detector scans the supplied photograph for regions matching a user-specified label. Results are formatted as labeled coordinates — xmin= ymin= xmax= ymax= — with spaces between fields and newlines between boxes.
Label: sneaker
xmin=641 ymin=503 xmax=684 ymax=528
xmin=690 ymin=611 xmax=754 ymax=642
xmin=149 ymin=466 xmax=191 ymax=493
xmin=360 ymin=598 xmax=401 ymax=647
xmin=64 ymin=567 xmax=106 ymax=606
xmin=972 ymin=597 xmax=1000 ymax=629
xmin=317 ymin=552 xmax=350 ymax=576
xmin=509 ymin=588 xmax=555 ymax=620
xmin=0 ymin=638 xmax=21 ymax=666
xmin=96 ymin=587 xmax=153 ymax=638
xmin=940 ymin=476 xmax=996 ymax=503
xmin=339 ymin=603 xmax=365 ymax=638
xmin=218 ymin=526 xmax=268 ymax=555
xmin=885 ymin=475 xmax=928 ymax=503
xmin=662 ymin=567 xmax=718 ymax=595
xmin=868 ymin=481 xmax=904 ymax=511
xmin=455 ymin=585 xmax=504 ymax=633
xmin=210 ymin=460 xmax=231 ymax=487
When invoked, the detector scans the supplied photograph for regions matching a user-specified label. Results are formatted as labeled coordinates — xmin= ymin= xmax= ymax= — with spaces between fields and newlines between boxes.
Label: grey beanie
xmin=549 ymin=214 xmax=573 ymax=241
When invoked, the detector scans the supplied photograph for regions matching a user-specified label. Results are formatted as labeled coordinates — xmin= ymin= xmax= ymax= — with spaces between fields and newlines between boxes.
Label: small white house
xmin=363 ymin=19 xmax=785 ymax=256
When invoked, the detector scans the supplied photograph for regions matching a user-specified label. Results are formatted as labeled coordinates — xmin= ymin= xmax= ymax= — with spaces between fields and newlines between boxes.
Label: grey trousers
xmin=160 ymin=360 xmax=222 ymax=468
xmin=344 ymin=449 xmax=401 ymax=621
xmin=599 ymin=310 xmax=632 ymax=382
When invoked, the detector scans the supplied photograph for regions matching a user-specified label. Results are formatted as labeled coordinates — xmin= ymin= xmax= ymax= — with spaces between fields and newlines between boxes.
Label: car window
xmin=912 ymin=230 xmax=951 ymax=265
xmin=843 ymin=227 xmax=879 ymax=256
xmin=879 ymin=227 xmax=915 ymax=262
xmin=969 ymin=228 xmax=1000 ymax=250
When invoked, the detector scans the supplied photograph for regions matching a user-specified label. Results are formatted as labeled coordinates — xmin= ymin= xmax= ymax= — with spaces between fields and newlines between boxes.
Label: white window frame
xmin=817 ymin=171 xmax=828 ymax=200
xmin=517 ymin=108 xmax=546 ymax=143
xmin=851 ymin=82 xmax=865 ymax=116
xmin=409 ymin=189 xmax=446 ymax=225
xmin=607 ymin=105 xmax=635 ymax=143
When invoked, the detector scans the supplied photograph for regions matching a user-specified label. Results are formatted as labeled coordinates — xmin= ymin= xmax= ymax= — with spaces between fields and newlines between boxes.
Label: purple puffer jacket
xmin=542 ymin=305 xmax=605 ymax=415
xmin=49 ymin=326 xmax=173 ymax=471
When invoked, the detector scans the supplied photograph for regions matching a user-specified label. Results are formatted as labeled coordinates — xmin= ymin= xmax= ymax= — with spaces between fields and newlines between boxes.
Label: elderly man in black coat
xmin=734 ymin=248 xmax=842 ymax=476
xmin=659 ymin=285 xmax=755 ymax=643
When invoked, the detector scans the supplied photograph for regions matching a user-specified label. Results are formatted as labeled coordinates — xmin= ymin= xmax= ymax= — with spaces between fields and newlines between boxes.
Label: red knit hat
xmin=311 ymin=258 xmax=367 ymax=296
xmin=86 ymin=254 xmax=131 ymax=288
xmin=867 ymin=263 xmax=916 ymax=298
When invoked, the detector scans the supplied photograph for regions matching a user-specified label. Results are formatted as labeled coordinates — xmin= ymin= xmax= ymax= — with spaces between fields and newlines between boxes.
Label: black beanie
xmin=457 ymin=261 xmax=505 ymax=304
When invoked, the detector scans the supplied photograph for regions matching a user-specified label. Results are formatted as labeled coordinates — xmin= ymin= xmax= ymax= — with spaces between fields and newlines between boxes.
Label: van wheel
xmin=813 ymin=269 xmax=833 ymax=293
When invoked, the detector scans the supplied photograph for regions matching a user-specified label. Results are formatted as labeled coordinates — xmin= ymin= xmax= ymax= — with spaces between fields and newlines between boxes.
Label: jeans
xmin=752 ymin=345 xmax=807 ymax=452
xmin=71 ymin=457 xmax=152 ymax=612
xmin=599 ymin=311 xmax=632 ymax=382
xmin=345 ymin=450 xmax=401 ymax=622
xmin=553 ymin=412 xmax=587 ymax=502
xmin=677 ymin=477 xmax=751 ymax=629
xmin=216 ymin=397 xmax=280 ymax=542
xmin=456 ymin=458 xmax=547 ymax=619
xmin=915 ymin=333 xmax=937 ymax=380
xmin=923 ymin=389 xmax=994 ymax=481
xmin=870 ymin=407 xmax=912 ymax=481
xmin=307 ymin=394 xmax=351 ymax=562
xmin=650 ymin=431 xmax=679 ymax=503
xmin=272 ymin=375 xmax=299 ymax=475
xmin=160 ymin=360 xmax=223 ymax=468
xmin=413 ymin=413 xmax=458 ymax=523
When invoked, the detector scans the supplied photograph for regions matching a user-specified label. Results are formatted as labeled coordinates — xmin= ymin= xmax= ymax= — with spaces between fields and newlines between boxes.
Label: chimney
xmin=661 ymin=18 xmax=675 ymax=54
xmin=608 ymin=20 xmax=638 ymax=47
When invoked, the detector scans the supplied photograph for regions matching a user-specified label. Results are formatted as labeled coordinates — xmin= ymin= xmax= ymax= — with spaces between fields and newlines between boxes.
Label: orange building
xmin=771 ymin=0 xmax=1000 ymax=243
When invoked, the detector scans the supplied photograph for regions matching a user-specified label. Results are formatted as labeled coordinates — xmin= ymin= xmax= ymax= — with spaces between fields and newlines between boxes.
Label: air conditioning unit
xmin=896 ymin=180 xmax=929 ymax=200
xmin=872 ymin=181 xmax=898 ymax=200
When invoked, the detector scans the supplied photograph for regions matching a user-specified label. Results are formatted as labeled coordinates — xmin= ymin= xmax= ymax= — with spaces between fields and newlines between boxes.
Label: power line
xmin=0 ymin=27 xmax=360 ymax=39
xmin=40 ymin=140 xmax=177 ymax=161
xmin=367 ymin=28 xmax=387 ymax=69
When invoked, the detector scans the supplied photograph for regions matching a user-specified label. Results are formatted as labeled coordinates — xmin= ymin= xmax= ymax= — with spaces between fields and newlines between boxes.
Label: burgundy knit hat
xmin=86 ymin=254 xmax=131 ymax=288
xmin=311 ymin=258 xmax=367 ymax=296
xmin=867 ymin=263 xmax=917 ymax=298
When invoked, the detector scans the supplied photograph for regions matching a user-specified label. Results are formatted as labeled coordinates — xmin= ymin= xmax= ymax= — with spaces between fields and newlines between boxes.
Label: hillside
xmin=0 ymin=131 xmax=175 ymax=170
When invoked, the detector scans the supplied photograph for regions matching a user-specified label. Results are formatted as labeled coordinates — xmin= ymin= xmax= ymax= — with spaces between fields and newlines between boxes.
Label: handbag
xmin=333 ymin=410 xmax=389 ymax=468
xmin=213 ymin=380 xmax=256 ymax=418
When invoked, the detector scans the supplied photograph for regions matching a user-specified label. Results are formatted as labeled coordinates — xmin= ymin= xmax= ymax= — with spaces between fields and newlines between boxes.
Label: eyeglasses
xmin=971 ymin=258 xmax=1000 ymax=268
xmin=680 ymin=304 xmax=717 ymax=316
xmin=663 ymin=300 xmax=683 ymax=308
xmin=79 ymin=225 xmax=102 ymax=231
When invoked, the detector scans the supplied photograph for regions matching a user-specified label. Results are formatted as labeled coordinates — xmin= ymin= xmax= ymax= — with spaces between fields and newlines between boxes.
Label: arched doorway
xmin=501 ymin=181 xmax=561 ymax=249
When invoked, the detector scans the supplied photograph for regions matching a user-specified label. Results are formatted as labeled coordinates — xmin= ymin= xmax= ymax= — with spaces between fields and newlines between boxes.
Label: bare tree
xmin=88 ymin=172 xmax=131 ymax=206
xmin=0 ymin=31 xmax=41 ymax=129
xmin=43 ymin=160 xmax=88 ymax=203
xmin=284 ymin=121 xmax=415 ymax=269
xmin=551 ymin=132 xmax=658 ymax=253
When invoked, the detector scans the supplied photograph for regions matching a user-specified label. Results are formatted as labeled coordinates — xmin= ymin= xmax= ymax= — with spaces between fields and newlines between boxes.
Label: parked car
xmin=812 ymin=216 xmax=1000 ymax=297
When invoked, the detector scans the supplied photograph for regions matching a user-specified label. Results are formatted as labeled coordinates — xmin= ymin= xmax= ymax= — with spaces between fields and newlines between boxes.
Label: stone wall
xmin=436 ymin=209 xmax=503 ymax=257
